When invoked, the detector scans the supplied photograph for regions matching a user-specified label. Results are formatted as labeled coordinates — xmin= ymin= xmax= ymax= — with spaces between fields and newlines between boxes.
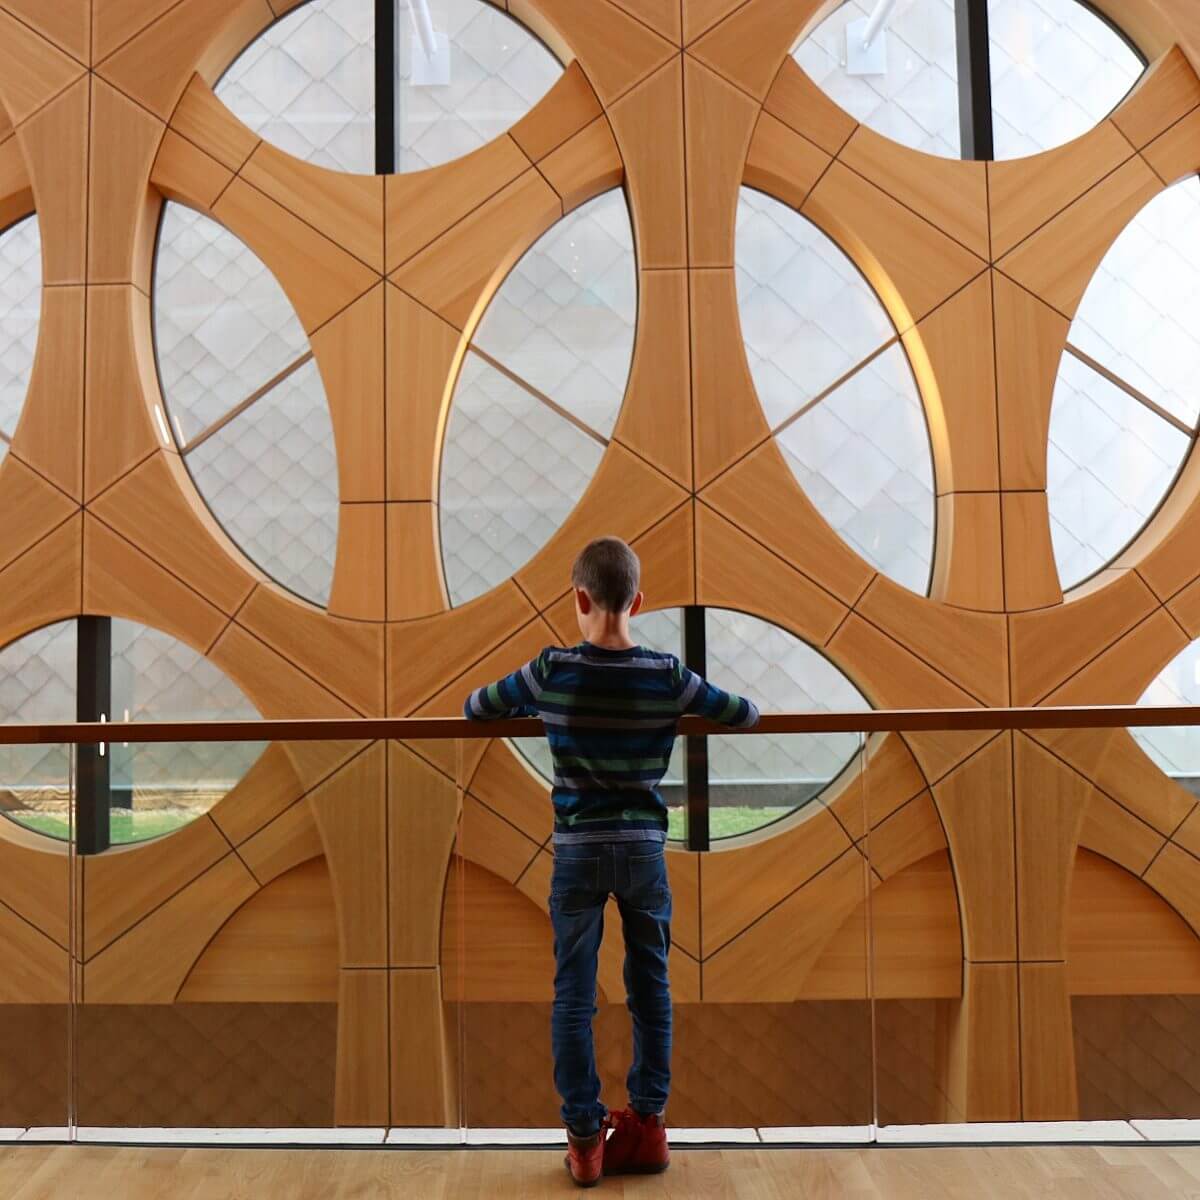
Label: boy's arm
xmin=463 ymin=651 xmax=548 ymax=721
xmin=675 ymin=662 xmax=760 ymax=728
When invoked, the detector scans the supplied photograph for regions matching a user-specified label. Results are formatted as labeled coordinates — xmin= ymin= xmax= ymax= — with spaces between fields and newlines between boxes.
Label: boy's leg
xmin=550 ymin=850 xmax=607 ymax=1136
xmin=616 ymin=846 xmax=672 ymax=1116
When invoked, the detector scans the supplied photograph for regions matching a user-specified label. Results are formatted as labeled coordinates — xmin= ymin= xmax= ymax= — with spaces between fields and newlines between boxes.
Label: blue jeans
xmin=549 ymin=840 xmax=672 ymax=1136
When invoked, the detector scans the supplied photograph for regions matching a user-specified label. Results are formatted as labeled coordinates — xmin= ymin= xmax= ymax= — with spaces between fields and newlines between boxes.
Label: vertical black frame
xmin=955 ymin=0 xmax=994 ymax=160
xmin=375 ymin=0 xmax=397 ymax=174
xmin=683 ymin=606 xmax=710 ymax=852
xmin=75 ymin=617 xmax=112 ymax=856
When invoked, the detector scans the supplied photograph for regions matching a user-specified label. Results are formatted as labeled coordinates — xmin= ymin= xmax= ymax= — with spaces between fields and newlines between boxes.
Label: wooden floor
xmin=3 ymin=1144 xmax=1200 ymax=1199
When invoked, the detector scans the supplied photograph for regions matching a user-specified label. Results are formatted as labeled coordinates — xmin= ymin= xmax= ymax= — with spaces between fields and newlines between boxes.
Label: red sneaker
xmin=564 ymin=1129 xmax=604 ymax=1188
xmin=603 ymin=1108 xmax=670 ymax=1175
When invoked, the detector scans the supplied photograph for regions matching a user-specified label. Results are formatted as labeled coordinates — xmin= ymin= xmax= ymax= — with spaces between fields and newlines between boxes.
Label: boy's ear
xmin=575 ymin=587 xmax=592 ymax=614
xmin=629 ymin=591 xmax=644 ymax=617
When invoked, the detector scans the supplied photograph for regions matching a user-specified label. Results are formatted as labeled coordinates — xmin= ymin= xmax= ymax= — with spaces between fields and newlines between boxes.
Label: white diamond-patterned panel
xmin=473 ymin=191 xmax=637 ymax=440
xmin=186 ymin=359 xmax=339 ymax=605
xmin=1136 ymin=640 xmax=1200 ymax=780
xmin=794 ymin=0 xmax=961 ymax=159
xmin=795 ymin=0 xmax=1142 ymax=161
xmin=1047 ymin=353 xmax=1190 ymax=591
xmin=109 ymin=619 xmax=264 ymax=805
xmin=776 ymin=342 xmax=935 ymax=595
xmin=440 ymin=350 xmax=605 ymax=606
xmin=0 ymin=621 xmax=74 ymax=794
xmin=396 ymin=0 xmax=561 ymax=172
xmin=515 ymin=609 xmax=685 ymax=787
xmin=736 ymin=189 xmax=897 ymax=430
xmin=155 ymin=205 xmax=311 ymax=445
xmin=706 ymin=609 xmax=869 ymax=792
xmin=0 ymin=215 xmax=41 ymax=444
xmin=989 ymin=0 xmax=1142 ymax=159
xmin=217 ymin=0 xmax=375 ymax=174
xmin=1069 ymin=181 xmax=1200 ymax=431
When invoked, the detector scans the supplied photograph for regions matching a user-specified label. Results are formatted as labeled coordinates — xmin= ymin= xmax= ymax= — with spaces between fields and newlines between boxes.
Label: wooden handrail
xmin=0 ymin=705 xmax=1198 ymax=744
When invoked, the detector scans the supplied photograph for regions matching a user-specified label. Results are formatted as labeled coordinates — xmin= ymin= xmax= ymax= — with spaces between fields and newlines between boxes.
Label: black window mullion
xmin=75 ymin=617 xmax=112 ymax=856
xmin=955 ymin=0 xmax=994 ymax=161
xmin=683 ymin=607 xmax=709 ymax=853
xmin=375 ymin=0 xmax=397 ymax=174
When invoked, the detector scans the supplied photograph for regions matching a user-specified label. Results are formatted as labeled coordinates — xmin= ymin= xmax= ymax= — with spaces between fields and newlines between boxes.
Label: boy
xmin=464 ymin=536 xmax=759 ymax=1186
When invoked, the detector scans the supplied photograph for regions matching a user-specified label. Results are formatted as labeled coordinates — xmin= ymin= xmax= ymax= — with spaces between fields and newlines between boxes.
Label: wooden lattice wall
xmin=3 ymin=0 xmax=1200 ymax=1128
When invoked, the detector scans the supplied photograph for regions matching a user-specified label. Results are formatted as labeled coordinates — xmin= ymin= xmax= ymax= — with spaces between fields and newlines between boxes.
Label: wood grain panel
xmin=150 ymin=128 xmax=231 ymax=209
xmin=168 ymin=73 xmax=259 ymax=174
xmin=932 ymin=492 xmax=1004 ymax=611
xmin=238 ymin=796 xmax=324 ymax=887
xmin=389 ymin=742 xmax=459 ymax=966
xmin=998 ymin=156 xmax=1162 ymax=319
xmin=613 ymin=270 xmax=691 ymax=486
xmin=690 ymin=268 xmax=772 ymax=485
xmin=1069 ymin=849 xmax=1200 ymax=996
xmin=1020 ymin=962 xmax=1077 ymax=1120
xmin=179 ymin=858 xmax=337 ymax=1002
xmin=906 ymin=270 xmax=997 ymax=495
xmin=467 ymin=740 xmax=551 ymax=844
xmin=743 ymin=110 xmax=830 ymax=209
xmin=538 ymin=116 xmax=624 ymax=210
xmin=308 ymin=742 xmax=387 ymax=967
xmin=804 ymin=162 xmax=986 ymax=335
xmin=684 ymin=55 xmax=759 ymax=267
xmin=1110 ymin=46 xmax=1200 ymax=151
xmin=82 ymin=514 xmax=225 ymax=652
xmin=1141 ymin=104 xmax=1200 ymax=185
xmin=608 ymin=0 xmax=682 ymax=42
xmin=0 ymin=8 xmax=84 ymax=126
xmin=841 ymin=127 xmax=989 ymax=261
xmin=87 ymin=79 xmax=163 ymax=286
xmin=88 ymin=452 xmax=257 ymax=617
xmin=0 ymin=822 xmax=69 ymax=952
xmin=630 ymin=501 xmax=696 ymax=611
xmin=83 ymin=286 xmax=163 ymax=501
xmin=688 ymin=0 xmax=810 ymax=99
xmin=867 ymin=792 xmax=946 ymax=881
xmin=682 ymin=0 xmax=748 ymax=47
xmin=508 ymin=0 xmax=676 ymax=106
xmin=696 ymin=503 xmax=847 ymax=647
xmin=390 ymin=169 xmax=561 ymax=331
xmin=700 ymin=805 xmax=853 ymax=956
xmin=0 ymin=133 xmax=32 ymax=227
xmin=386 ymin=503 xmax=446 ymax=621
xmin=459 ymin=793 xmax=541 ymax=886
xmin=1078 ymin=790 xmax=1164 ymax=878
xmin=94 ymin=0 xmax=189 ymax=65
xmin=328 ymin=503 xmax=386 ymax=622
xmin=0 ymin=458 xmax=78 ymax=574
xmin=0 ymin=516 xmax=82 ymax=651
xmin=387 ymin=583 xmax=536 ymax=715
xmin=510 ymin=62 xmax=603 ymax=163
xmin=938 ymin=962 xmax=1021 ymax=1122
xmin=82 ymin=815 xmax=229 ymax=960
xmin=383 ymin=135 xmax=529 ymax=275
xmin=762 ymin=54 xmax=857 ymax=156
xmin=214 ymin=178 xmax=379 ymax=334
xmin=84 ymin=853 xmax=258 ymax=1003
xmin=1 ymin=0 xmax=89 ymax=63
xmin=390 ymin=968 xmax=453 ymax=1125
xmin=310 ymin=283 xmax=384 ymax=503
xmin=1002 ymin=491 xmax=1063 ymax=612
xmin=607 ymin=57 xmax=688 ymax=270
xmin=701 ymin=441 xmax=875 ymax=606
xmin=0 ymin=898 xmax=68 ymax=1003
xmin=1014 ymin=735 xmax=1090 ymax=962
xmin=988 ymin=121 xmax=1133 ymax=261
xmin=335 ymin=968 xmax=389 ymax=1125
xmin=16 ymin=74 xmax=87 ymax=284
xmin=932 ymin=735 xmax=1016 ymax=962
xmin=236 ymin=586 xmax=384 ymax=716
xmin=240 ymin=138 xmax=384 ymax=272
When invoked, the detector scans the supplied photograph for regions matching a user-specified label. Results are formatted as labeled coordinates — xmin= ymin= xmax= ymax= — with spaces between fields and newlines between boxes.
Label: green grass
xmin=4 ymin=810 xmax=195 ymax=845
xmin=667 ymin=806 xmax=793 ymax=842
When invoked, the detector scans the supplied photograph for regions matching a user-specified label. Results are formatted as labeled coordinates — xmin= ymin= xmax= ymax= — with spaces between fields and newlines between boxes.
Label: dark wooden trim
xmin=3 ymin=706 xmax=1200 ymax=745
xmin=956 ymin=0 xmax=994 ymax=160
xmin=683 ymin=605 xmax=710 ymax=852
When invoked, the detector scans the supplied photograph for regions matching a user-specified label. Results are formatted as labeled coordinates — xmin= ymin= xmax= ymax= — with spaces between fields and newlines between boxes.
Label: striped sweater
xmin=464 ymin=643 xmax=759 ymax=843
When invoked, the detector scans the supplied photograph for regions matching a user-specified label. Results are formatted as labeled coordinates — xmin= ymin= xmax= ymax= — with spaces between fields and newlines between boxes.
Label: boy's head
xmin=571 ymin=537 xmax=643 ymax=624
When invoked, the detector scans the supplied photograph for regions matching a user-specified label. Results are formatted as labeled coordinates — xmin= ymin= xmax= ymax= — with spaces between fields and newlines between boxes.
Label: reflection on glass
xmin=440 ymin=190 xmax=636 ymax=605
xmin=793 ymin=0 xmax=1142 ymax=161
xmin=0 ymin=214 xmax=42 ymax=467
xmin=736 ymin=188 xmax=934 ymax=594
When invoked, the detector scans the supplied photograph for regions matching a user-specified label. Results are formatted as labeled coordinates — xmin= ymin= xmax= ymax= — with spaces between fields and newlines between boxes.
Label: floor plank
xmin=2 ymin=1144 xmax=1200 ymax=1199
